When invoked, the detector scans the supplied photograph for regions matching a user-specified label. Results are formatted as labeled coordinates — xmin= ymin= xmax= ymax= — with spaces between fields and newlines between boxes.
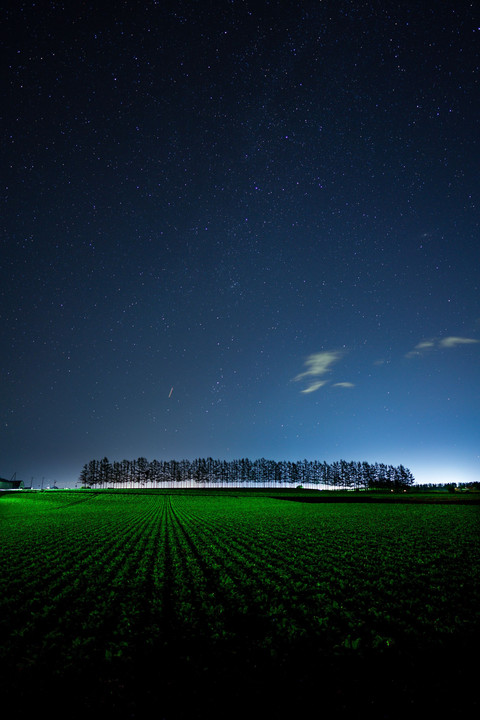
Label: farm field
xmin=1 ymin=490 xmax=479 ymax=719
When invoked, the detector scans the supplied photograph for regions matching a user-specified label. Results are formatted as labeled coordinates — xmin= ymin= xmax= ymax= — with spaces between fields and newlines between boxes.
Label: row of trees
xmin=79 ymin=457 xmax=415 ymax=490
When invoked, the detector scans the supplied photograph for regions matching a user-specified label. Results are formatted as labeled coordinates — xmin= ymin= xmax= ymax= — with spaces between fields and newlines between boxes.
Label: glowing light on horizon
xmin=412 ymin=463 xmax=478 ymax=486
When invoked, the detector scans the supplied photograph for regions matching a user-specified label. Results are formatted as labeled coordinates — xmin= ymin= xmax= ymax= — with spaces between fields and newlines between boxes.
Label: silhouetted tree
xmin=79 ymin=457 xmax=415 ymax=490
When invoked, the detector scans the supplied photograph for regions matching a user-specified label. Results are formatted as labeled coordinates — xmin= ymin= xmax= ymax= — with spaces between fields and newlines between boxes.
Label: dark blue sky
xmin=2 ymin=0 xmax=479 ymax=487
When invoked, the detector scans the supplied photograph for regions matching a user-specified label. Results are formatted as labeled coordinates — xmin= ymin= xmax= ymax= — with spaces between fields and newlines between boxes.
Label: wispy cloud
xmin=294 ymin=351 xmax=342 ymax=381
xmin=405 ymin=340 xmax=435 ymax=358
xmin=406 ymin=336 xmax=479 ymax=358
xmin=293 ymin=351 xmax=351 ymax=393
xmin=300 ymin=380 xmax=328 ymax=394
xmin=439 ymin=336 xmax=479 ymax=348
xmin=293 ymin=335 xmax=478 ymax=395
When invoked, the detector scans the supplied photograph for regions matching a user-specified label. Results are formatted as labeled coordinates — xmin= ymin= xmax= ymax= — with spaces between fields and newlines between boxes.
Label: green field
xmin=1 ymin=490 xmax=479 ymax=719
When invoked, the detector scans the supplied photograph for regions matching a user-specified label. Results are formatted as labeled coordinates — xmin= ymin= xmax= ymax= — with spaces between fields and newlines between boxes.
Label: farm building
xmin=0 ymin=477 xmax=24 ymax=490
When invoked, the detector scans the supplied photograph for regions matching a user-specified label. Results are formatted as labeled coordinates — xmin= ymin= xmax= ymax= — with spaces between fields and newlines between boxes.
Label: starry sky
xmin=2 ymin=0 xmax=479 ymax=488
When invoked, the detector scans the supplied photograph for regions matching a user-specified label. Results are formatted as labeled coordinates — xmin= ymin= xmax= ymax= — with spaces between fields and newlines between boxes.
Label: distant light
xmin=413 ymin=463 xmax=478 ymax=486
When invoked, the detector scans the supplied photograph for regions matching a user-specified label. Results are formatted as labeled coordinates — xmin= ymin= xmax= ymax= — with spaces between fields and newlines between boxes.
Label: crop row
xmin=1 ymin=490 xmax=479 ymax=718
xmin=168 ymin=495 xmax=480 ymax=653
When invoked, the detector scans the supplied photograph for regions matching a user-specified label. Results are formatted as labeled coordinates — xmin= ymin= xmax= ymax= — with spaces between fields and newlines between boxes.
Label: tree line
xmin=79 ymin=457 xmax=415 ymax=490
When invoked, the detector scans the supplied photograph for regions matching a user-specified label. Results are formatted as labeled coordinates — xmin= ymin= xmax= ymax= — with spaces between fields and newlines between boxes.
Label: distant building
xmin=0 ymin=477 xmax=24 ymax=490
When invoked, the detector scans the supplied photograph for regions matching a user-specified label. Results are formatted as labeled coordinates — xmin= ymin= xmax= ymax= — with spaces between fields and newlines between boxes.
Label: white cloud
xmin=406 ymin=335 xmax=479 ymax=357
xmin=293 ymin=351 xmax=342 ymax=382
xmin=439 ymin=336 xmax=479 ymax=348
xmin=333 ymin=382 xmax=355 ymax=388
xmin=300 ymin=380 xmax=327 ymax=394
xmin=405 ymin=340 xmax=435 ymax=358
xmin=293 ymin=351 xmax=353 ymax=394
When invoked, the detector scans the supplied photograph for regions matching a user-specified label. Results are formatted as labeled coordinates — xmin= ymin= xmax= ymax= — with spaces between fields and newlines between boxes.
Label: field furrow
xmin=1 ymin=490 xmax=479 ymax=720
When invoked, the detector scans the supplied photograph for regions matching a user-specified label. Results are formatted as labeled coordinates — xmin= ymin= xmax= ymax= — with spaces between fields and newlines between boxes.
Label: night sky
xmin=2 ymin=1 xmax=479 ymax=488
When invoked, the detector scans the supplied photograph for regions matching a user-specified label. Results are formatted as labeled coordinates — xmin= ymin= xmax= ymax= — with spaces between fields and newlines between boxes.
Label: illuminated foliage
xmin=0 ymin=491 xmax=478 ymax=718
